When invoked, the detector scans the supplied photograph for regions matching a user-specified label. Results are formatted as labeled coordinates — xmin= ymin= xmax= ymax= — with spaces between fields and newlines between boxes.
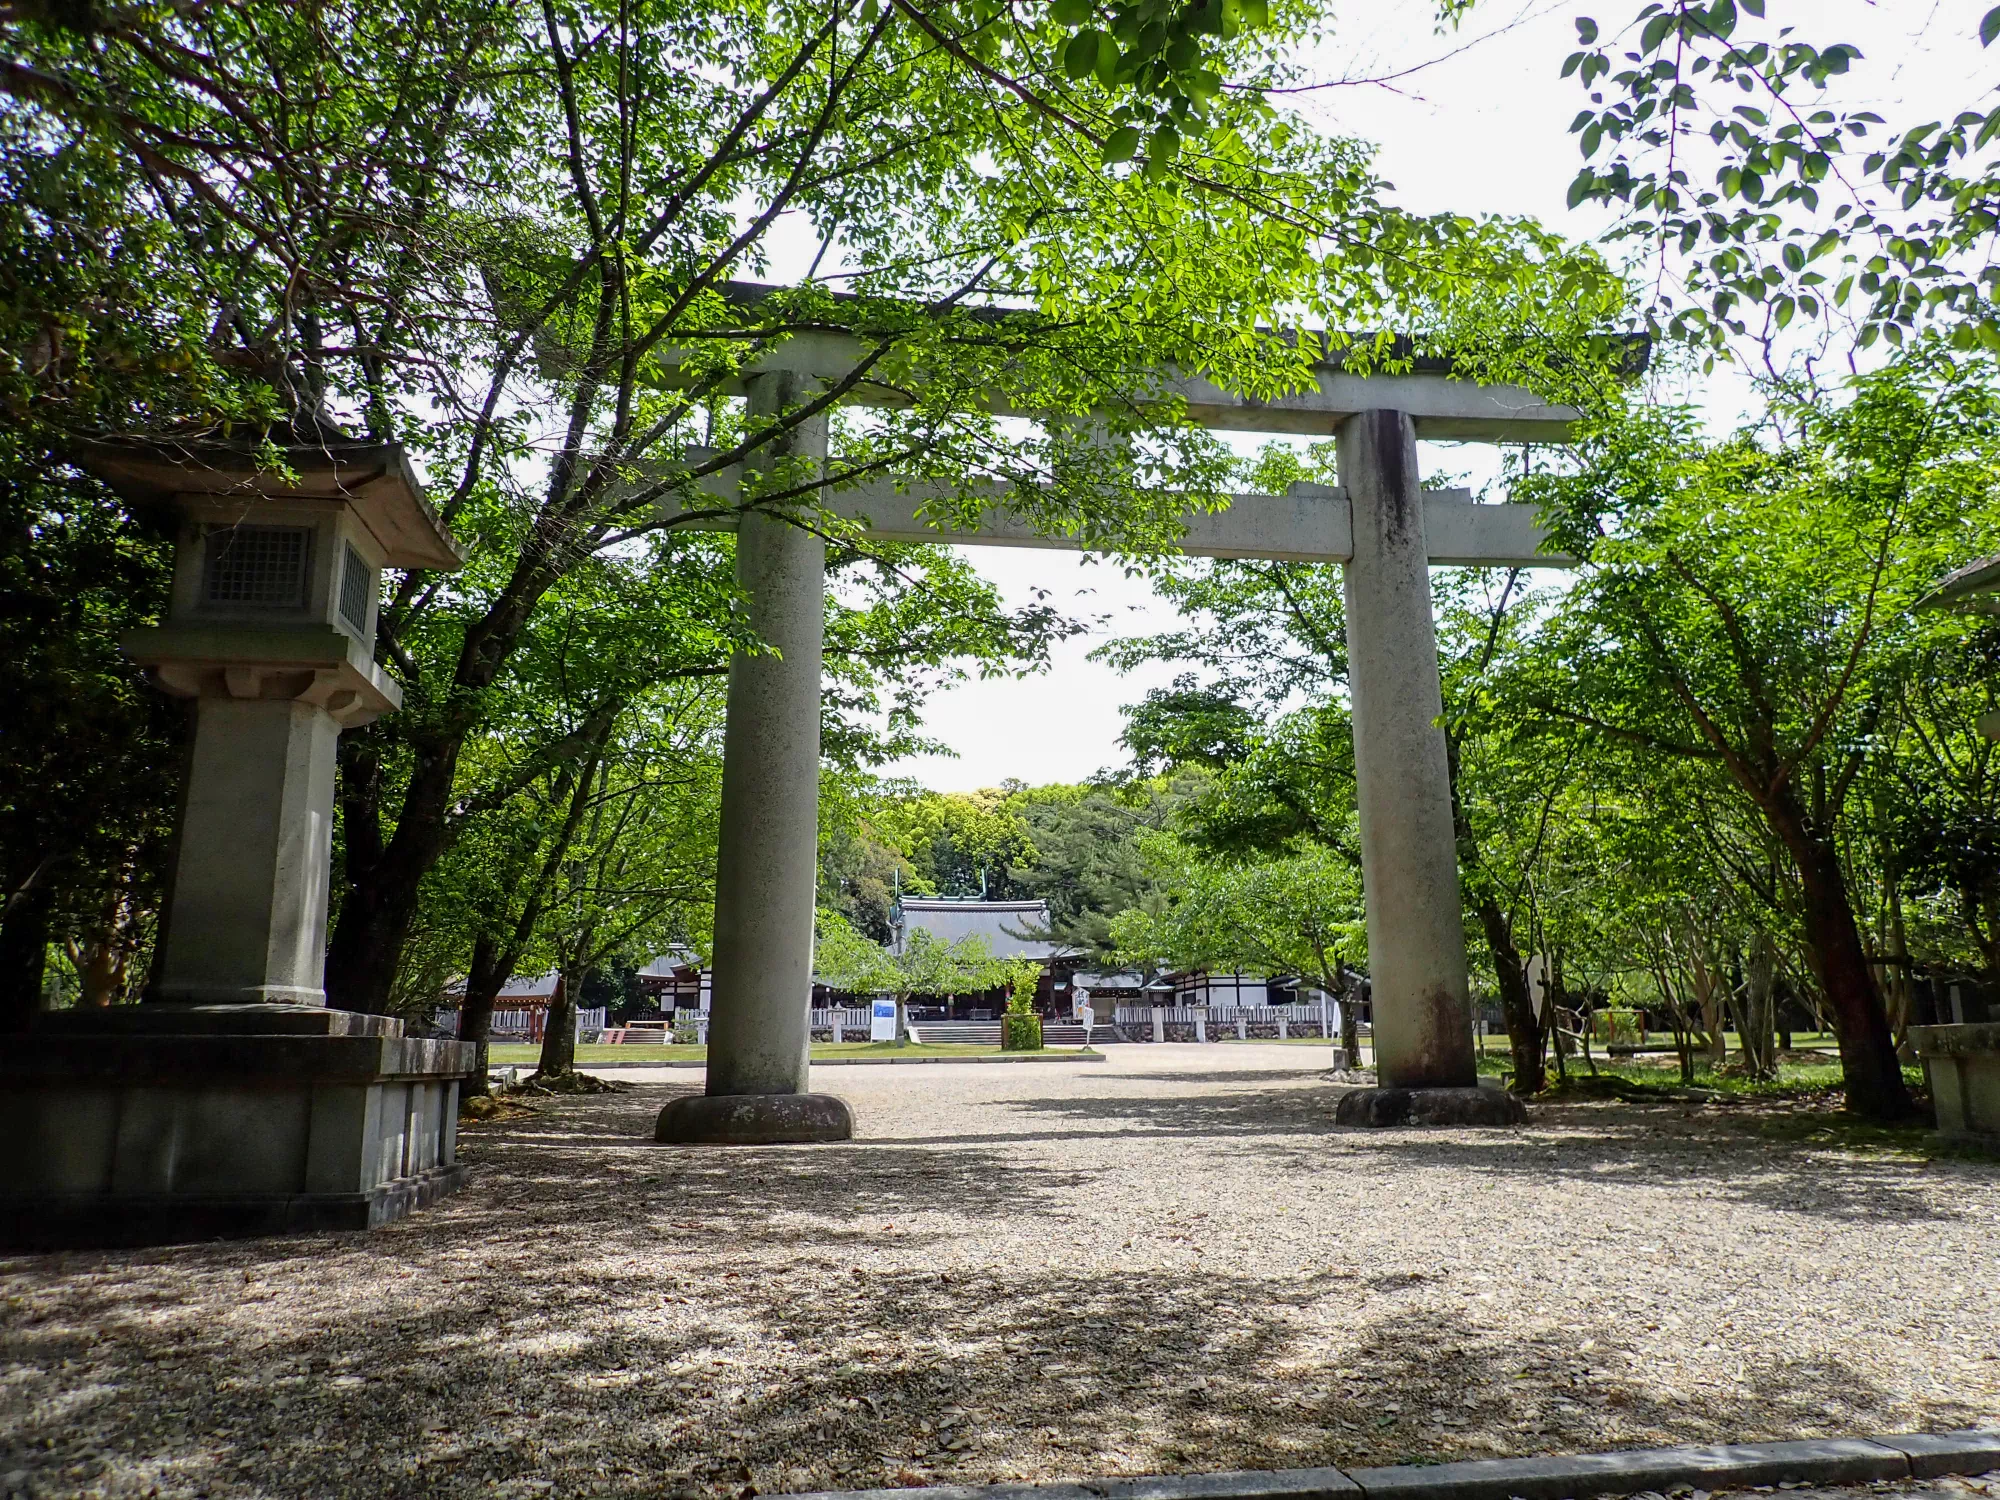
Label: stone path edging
xmin=573 ymin=1053 xmax=1109 ymax=1071
xmin=783 ymin=1432 xmax=2000 ymax=1500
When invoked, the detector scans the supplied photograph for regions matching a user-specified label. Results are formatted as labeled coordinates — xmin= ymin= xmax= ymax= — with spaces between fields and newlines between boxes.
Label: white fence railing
xmin=435 ymin=1005 xmax=607 ymax=1040
xmin=1110 ymin=1003 xmax=1343 ymax=1042
xmin=811 ymin=1007 xmax=873 ymax=1041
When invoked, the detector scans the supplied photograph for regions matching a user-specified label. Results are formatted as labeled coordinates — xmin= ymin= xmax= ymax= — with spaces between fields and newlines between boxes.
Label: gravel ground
xmin=2 ymin=1045 xmax=1996 ymax=1500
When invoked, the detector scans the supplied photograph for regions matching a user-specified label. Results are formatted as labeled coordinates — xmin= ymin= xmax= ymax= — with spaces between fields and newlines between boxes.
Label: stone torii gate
xmin=655 ymin=346 xmax=1577 ymax=1145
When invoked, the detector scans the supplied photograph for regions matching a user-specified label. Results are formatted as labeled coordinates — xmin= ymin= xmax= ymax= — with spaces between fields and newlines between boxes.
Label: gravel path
xmin=2 ymin=1046 xmax=1995 ymax=1500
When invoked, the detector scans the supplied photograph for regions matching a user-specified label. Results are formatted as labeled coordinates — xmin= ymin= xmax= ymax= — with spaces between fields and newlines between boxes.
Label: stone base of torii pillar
xmin=649 ymin=372 xmax=1559 ymax=1141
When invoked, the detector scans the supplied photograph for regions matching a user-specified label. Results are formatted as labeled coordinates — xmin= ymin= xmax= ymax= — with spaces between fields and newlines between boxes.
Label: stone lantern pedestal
xmin=0 ymin=432 xmax=480 ymax=1248
xmin=1908 ymin=1025 xmax=2000 ymax=1149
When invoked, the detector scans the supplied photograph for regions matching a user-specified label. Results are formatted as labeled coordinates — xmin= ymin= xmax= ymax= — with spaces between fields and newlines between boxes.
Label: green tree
xmin=1874 ymin=623 xmax=2000 ymax=985
xmin=3 ymin=0 xmax=1623 ymax=1018
xmin=1108 ymin=838 xmax=1365 ymax=1055
xmin=814 ymin=915 xmax=1015 ymax=1044
xmin=1520 ymin=350 xmax=2000 ymax=1119
xmin=529 ymin=710 xmax=723 ymax=1081
xmin=1003 ymin=778 xmax=1195 ymax=962
xmin=878 ymin=789 xmax=1039 ymax=899
xmin=1557 ymin=1 xmax=2000 ymax=354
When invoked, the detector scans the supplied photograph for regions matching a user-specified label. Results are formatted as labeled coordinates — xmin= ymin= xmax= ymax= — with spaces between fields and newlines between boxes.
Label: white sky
xmin=875 ymin=0 xmax=1998 ymax=792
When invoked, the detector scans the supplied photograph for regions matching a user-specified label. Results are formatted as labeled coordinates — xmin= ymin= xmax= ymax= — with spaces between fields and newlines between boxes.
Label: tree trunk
xmin=1315 ymin=965 xmax=1363 ymax=1066
xmin=458 ymin=932 xmax=505 ymax=1099
xmin=0 ymin=881 xmax=52 ymax=1033
xmin=326 ymin=730 xmax=466 ymax=1014
xmin=66 ymin=933 xmax=121 ymax=1007
xmin=1882 ymin=871 xmax=1914 ymax=1046
xmin=1797 ymin=844 xmax=1912 ymax=1118
xmin=1473 ymin=891 xmax=1544 ymax=1094
xmin=1762 ymin=790 xmax=1912 ymax=1120
xmin=1444 ymin=721 xmax=1545 ymax=1093
xmin=1735 ymin=931 xmax=1777 ymax=1080
xmin=535 ymin=968 xmax=580 ymax=1079
xmin=1337 ymin=974 xmax=1362 ymax=1066
xmin=1690 ymin=938 xmax=1727 ymax=1065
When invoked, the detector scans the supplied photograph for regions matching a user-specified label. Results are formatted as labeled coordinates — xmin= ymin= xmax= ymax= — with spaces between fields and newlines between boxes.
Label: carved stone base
xmin=655 ymin=1092 xmax=854 ymax=1145
xmin=1909 ymin=1023 xmax=2000 ymax=1148
xmin=0 ymin=1005 xmax=477 ymax=1249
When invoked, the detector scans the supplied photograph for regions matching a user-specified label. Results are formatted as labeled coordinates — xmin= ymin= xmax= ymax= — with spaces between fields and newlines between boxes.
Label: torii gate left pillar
xmin=656 ymin=372 xmax=853 ymax=1144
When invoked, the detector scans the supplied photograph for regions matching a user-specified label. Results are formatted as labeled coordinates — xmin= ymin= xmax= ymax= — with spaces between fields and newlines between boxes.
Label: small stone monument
xmin=0 ymin=428 xmax=480 ymax=1248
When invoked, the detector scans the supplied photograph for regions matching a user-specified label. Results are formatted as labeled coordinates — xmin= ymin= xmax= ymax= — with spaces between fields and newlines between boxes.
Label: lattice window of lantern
xmin=203 ymin=525 xmax=311 ymax=609
xmin=338 ymin=542 xmax=373 ymax=635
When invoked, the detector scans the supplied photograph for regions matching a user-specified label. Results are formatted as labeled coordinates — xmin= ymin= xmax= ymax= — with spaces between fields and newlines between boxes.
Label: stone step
xmin=909 ymin=1022 xmax=1004 ymax=1045
xmin=1040 ymin=1024 xmax=1126 ymax=1046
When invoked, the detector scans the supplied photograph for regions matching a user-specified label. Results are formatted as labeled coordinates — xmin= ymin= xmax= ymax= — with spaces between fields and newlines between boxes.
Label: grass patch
xmin=1473 ymin=1045 xmax=1893 ymax=1098
xmin=1488 ymin=1053 xmax=1986 ymax=1160
xmin=1468 ymin=1046 xmax=1991 ymax=1157
xmin=1536 ymin=1054 xmax=1921 ymax=1099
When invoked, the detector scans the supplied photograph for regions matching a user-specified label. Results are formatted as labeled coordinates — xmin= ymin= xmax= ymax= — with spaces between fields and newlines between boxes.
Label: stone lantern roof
xmin=71 ymin=423 xmax=463 ymax=572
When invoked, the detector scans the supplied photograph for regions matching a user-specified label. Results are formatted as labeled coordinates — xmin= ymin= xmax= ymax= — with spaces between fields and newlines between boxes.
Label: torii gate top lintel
xmin=681 ymin=285 xmax=1587 ymax=444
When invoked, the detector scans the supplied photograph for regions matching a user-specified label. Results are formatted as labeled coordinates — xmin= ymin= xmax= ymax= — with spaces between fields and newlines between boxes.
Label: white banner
xmin=870 ymin=998 xmax=897 ymax=1042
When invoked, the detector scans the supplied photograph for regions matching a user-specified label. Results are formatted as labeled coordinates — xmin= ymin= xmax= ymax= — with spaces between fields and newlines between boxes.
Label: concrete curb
xmin=566 ymin=1052 xmax=1110 ymax=1071
xmin=781 ymin=1433 xmax=2000 ymax=1500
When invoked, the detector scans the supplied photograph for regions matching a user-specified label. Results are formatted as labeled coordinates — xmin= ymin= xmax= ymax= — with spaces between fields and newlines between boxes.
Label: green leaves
xmin=1037 ymin=0 xmax=1274 ymax=166
xmin=1561 ymin=3 xmax=2000 ymax=353
xmin=1060 ymin=27 xmax=1108 ymax=78
xmin=1109 ymin=839 xmax=1364 ymax=986
xmin=1507 ymin=352 xmax=2000 ymax=1115
xmin=814 ymin=916 xmax=1016 ymax=1000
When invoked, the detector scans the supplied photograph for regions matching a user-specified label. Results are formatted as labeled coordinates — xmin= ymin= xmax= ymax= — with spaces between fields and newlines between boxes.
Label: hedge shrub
xmin=1002 ymin=1013 xmax=1044 ymax=1051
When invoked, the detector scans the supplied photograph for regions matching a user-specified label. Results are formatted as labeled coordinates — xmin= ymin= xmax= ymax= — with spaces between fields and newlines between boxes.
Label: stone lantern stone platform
xmin=1908 ymin=1023 xmax=2000 ymax=1150
xmin=0 ymin=431 xmax=478 ymax=1250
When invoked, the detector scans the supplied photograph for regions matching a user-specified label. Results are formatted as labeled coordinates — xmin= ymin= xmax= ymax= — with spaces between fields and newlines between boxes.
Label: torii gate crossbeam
xmin=658 ymin=357 xmax=1576 ymax=1144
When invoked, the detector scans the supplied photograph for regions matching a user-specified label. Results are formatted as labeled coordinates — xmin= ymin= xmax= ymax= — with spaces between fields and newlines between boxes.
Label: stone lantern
xmin=0 ymin=430 xmax=480 ymax=1248
xmin=1906 ymin=551 xmax=2000 ymax=1148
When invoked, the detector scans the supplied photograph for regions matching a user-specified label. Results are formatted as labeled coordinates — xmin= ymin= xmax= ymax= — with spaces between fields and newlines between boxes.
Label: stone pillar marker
xmin=656 ymin=373 xmax=854 ymax=1144
xmin=1334 ymin=409 xmax=1524 ymax=1126
xmin=0 ymin=432 xmax=483 ymax=1248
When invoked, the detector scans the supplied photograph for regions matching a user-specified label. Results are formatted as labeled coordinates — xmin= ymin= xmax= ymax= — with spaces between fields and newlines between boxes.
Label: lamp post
xmin=0 ymin=430 xmax=481 ymax=1249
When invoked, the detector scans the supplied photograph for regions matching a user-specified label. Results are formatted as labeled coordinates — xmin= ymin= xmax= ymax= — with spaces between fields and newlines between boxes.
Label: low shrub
xmin=1002 ymin=1013 xmax=1043 ymax=1051
xmin=1591 ymin=1008 xmax=1643 ymax=1045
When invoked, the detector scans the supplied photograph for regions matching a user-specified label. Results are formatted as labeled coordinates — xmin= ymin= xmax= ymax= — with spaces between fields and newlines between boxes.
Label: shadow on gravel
xmin=1106 ymin=1069 xmax=1344 ymax=1086
xmin=928 ymin=1084 xmax=1966 ymax=1227
xmin=980 ymin=1086 xmax=1337 ymax=1140
xmin=0 ymin=1089 xmax=1986 ymax=1500
xmin=1336 ymin=1101 xmax=1969 ymax=1226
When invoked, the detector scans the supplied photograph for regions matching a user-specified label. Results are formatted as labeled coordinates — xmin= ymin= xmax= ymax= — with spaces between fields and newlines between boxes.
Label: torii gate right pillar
xmin=1336 ymin=409 xmax=1525 ymax=1126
